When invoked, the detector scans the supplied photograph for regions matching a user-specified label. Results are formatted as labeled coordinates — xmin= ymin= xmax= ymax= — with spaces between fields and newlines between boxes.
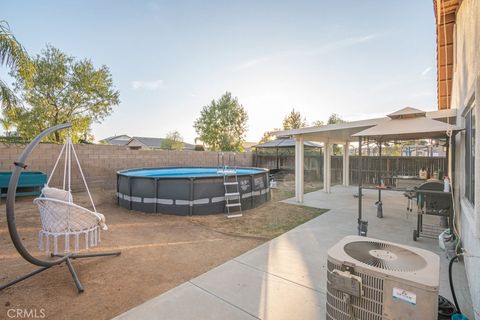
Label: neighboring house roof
xmin=182 ymin=142 xmax=196 ymax=150
xmin=243 ymin=141 xmax=257 ymax=150
xmin=255 ymin=138 xmax=321 ymax=148
xmin=127 ymin=136 xmax=195 ymax=150
xmin=99 ymin=134 xmax=131 ymax=145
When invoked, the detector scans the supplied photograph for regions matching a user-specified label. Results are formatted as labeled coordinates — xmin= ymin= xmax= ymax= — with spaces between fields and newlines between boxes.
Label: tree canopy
xmin=0 ymin=21 xmax=34 ymax=111
xmin=194 ymin=92 xmax=248 ymax=151
xmin=311 ymin=120 xmax=324 ymax=127
xmin=260 ymin=111 xmax=345 ymax=146
xmin=327 ymin=113 xmax=345 ymax=125
xmin=282 ymin=108 xmax=307 ymax=130
xmin=5 ymin=45 xmax=120 ymax=142
xmin=161 ymin=130 xmax=184 ymax=150
xmin=258 ymin=128 xmax=281 ymax=144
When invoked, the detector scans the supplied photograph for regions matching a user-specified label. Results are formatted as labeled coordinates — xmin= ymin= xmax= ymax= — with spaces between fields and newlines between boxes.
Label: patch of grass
xmin=190 ymin=201 xmax=328 ymax=240
xmin=271 ymin=180 xmax=323 ymax=201
xmin=190 ymin=178 xmax=327 ymax=240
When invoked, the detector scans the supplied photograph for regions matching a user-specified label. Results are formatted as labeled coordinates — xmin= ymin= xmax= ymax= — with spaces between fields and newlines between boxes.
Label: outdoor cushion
xmin=42 ymin=186 xmax=73 ymax=202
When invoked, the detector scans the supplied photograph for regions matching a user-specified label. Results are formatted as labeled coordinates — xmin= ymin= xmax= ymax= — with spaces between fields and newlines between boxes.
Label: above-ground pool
xmin=117 ymin=167 xmax=271 ymax=215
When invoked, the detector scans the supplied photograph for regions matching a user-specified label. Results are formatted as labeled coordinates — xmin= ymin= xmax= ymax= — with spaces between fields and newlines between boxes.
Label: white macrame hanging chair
xmin=34 ymin=136 xmax=107 ymax=255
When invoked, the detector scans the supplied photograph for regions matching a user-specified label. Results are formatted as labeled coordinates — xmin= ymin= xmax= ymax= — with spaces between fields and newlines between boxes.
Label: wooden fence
xmin=254 ymin=154 xmax=447 ymax=186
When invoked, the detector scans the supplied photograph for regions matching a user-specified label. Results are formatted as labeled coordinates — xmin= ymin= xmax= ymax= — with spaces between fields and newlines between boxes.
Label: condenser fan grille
xmin=344 ymin=241 xmax=427 ymax=272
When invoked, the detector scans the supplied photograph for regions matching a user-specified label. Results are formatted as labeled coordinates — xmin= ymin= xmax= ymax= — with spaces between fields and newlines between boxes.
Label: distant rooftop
xmin=128 ymin=136 xmax=196 ymax=150
xmin=99 ymin=134 xmax=131 ymax=146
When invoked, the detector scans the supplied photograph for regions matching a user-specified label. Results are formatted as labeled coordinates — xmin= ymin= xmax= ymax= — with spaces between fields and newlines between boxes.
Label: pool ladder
xmin=218 ymin=153 xmax=242 ymax=218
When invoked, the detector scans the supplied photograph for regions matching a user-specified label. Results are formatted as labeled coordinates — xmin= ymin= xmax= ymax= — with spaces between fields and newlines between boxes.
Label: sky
xmin=2 ymin=0 xmax=438 ymax=143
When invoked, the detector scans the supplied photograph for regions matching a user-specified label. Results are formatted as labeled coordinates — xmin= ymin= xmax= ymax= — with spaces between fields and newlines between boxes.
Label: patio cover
xmin=272 ymin=107 xmax=459 ymax=203
xmin=255 ymin=138 xmax=321 ymax=148
xmin=351 ymin=107 xmax=461 ymax=231
xmin=352 ymin=107 xmax=460 ymax=140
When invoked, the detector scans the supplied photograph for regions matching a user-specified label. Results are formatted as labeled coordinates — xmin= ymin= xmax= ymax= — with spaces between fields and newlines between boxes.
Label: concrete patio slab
xmin=114 ymin=185 xmax=474 ymax=320
xmin=234 ymin=230 xmax=336 ymax=293
xmin=114 ymin=282 xmax=257 ymax=320
xmin=191 ymin=260 xmax=326 ymax=320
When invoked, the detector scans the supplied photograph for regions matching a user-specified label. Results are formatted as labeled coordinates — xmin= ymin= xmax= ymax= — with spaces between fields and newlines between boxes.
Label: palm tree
xmin=1 ymin=117 xmax=13 ymax=135
xmin=0 ymin=20 xmax=33 ymax=110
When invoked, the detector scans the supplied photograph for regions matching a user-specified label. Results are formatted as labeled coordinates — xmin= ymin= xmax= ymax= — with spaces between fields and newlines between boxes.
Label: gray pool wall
xmin=117 ymin=167 xmax=271 ymax=215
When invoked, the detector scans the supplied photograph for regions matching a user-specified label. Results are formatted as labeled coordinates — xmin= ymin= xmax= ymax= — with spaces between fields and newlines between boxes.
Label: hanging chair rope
xmin=46 ymin=142 xmax=67 ymax=188
xmin=63 ymin=139 xmax=68 ymax=190
xmin=68 ymin=137 xmax=72 ymax=192
xmin=70 ymin=139 xmax=96 ymax=212
xmin=35 ymin=134 xmax=105 ymax=254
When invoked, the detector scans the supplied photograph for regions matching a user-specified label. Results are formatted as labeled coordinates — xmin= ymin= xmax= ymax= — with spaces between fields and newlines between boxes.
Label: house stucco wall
xmin=0 ymin=144 xmax=253 ymax=191
xmin=449 ymin=0 xmax=480 ymax=317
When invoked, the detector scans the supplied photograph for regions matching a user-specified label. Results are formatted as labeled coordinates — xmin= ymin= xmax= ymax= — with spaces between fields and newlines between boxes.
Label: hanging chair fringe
xmin=65 ymin=233 xmax=70 ymax=253
xmin=38 ymin=227 xmax=101 ymax=255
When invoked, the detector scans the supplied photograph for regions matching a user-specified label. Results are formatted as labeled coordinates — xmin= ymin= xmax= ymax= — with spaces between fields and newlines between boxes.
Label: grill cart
xmin=413 ymin=181 xmax=452 ymax=241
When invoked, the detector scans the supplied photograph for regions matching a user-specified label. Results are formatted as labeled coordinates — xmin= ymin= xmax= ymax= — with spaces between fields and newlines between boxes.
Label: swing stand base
xmin=0 ymin=251 xmax=121 ymax=293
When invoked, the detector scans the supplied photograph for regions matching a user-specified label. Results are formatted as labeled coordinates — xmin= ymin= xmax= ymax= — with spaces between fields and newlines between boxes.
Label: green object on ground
xmin=0 ymin=171 xmax=47 ymax=198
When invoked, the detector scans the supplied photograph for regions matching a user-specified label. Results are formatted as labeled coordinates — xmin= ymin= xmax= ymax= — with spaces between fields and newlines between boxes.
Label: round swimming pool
xmin=117 ymin=167 xmax=271 ymax=215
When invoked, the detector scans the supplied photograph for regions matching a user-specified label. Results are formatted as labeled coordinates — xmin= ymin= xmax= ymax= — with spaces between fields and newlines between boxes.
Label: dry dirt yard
xmin=0 ymin=188 xmax=326 ymax=320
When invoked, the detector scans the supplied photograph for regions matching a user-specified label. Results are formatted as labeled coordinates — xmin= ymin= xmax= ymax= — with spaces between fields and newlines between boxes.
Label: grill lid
xmin=344 ymin=241 xmax=427 ymax=272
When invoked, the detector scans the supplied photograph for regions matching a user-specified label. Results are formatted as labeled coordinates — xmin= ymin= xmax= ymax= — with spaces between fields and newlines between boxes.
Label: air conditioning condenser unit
xmin=326 ymin=235 xmax=439 ymax=320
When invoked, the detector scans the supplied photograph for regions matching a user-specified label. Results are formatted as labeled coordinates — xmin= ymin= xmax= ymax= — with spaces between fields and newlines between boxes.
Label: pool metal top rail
xmin=117 ymin=166 xmax=270 ymax=179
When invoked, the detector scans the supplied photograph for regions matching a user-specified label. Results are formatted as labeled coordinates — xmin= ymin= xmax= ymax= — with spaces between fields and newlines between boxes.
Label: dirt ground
xmin=0 ymin=187 xmax=325 ymax=320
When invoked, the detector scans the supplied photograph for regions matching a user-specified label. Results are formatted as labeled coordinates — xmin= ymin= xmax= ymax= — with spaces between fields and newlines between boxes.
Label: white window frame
xmin=464 ymin=98 xmax=476 ymax=205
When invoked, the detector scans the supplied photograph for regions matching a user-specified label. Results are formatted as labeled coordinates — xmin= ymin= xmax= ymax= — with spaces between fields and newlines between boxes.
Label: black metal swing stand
xmin=0 ymin=124 xmax=121 ymax=293
xmin=1 ymin=251 xmax=121 ymax=293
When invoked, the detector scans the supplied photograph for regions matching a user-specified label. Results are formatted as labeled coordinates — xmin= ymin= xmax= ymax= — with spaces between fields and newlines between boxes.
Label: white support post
xmin=343 ymin=142 xmax=350 ymax=187
xmin=323 ymin=141 xmax=331 ymax=193
xmin=295 ymin=136 xmax=304 ymax=203
xmin=327 ymin=143 xmax=332 ymax=192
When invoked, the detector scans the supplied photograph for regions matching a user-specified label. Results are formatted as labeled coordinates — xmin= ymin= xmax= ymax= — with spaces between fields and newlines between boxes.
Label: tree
xmin=282 ymin=108 xmax=307 ymax=130
xmin=194 ymin=144 xmax=205 ymax=151
xmin=0 ymin=21 xmax=34 ymax=110
xmin=0 ymin=117 xmax=13 ymax=136
xmin=326 ymin=113 xmax=345 ymax=155
xmin=312 ymin=120 xmax=324 ymax=127
xmin=258 ymin=127 xmax=281 ymax=144
xmin=162 ymin=130 xmax=184 ymax=150
xmin=7 ymin=45 xmax=120 ymax=142
xmin=194 ymin=92 xmax=248 ymax=151
xmin=259 ymin=131 xmax=274 ymax=144
xmin=327 ymin=113 xmax=345 ymax=125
